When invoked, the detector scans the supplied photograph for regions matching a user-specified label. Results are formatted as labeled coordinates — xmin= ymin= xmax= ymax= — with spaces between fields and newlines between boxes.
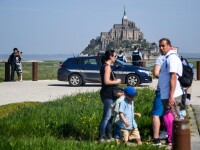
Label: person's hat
xmin=124 ymin=86 xmax=137 ymax=97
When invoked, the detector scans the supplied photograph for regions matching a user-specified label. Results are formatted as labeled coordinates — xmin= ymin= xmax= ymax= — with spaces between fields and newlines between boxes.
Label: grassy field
xmin=0 ymin=88 xmax=167 ymax=150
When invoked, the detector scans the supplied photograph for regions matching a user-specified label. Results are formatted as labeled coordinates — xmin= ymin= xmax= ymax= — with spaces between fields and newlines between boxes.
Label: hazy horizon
xmin=1 ymin=0 xmax=200 ymax=54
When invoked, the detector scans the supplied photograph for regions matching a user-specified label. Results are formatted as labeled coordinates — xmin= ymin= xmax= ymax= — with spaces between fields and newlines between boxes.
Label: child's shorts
xmin=151 ymin=90 xmax=164 ymax=116
xmin=121 ymin=128 xmax=141 ymax=142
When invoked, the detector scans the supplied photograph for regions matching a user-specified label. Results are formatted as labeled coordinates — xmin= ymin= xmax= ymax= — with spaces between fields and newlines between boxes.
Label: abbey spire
xmin=122 ymin=6 xmax=128 ymax=27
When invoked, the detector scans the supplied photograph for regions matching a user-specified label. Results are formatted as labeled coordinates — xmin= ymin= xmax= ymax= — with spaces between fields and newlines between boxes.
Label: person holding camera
xmin=8 ymin=48 xmax=18 ymax=81
xmin=15 ymin=50 xmax=23 ymax=81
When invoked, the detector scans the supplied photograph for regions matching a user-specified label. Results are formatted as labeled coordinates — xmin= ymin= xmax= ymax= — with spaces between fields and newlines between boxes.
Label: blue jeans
xmin=113 ymin=122 xmax=121 ymax=139
xmin=99 ymin=97 xmax=114 ymax=139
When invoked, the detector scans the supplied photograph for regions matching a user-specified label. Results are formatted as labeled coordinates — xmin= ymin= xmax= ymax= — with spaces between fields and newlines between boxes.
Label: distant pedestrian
xmin=15 ymin=50 xmax=23 ymax=81
xmin=119 ymin=86 xmax=142 ymax=145
xmin=8 ymin=48 xmax=18 ymax=81
xmin=99 ymin=50 xmax=121 ymax=142
xmin=183 ymin=61 xmax=194 ymax=104
xmin=117 ymin=50 xmax=127 ymax=62
xmin=131 ymin=46 xmax=143 ymax=66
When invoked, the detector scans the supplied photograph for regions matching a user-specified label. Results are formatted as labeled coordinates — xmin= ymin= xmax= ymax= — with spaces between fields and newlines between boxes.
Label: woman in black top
xmin=99 ymin=50 xmax=121 ymax=142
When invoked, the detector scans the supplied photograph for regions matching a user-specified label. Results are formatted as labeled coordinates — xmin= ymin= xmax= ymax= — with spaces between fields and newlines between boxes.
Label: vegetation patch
xmin=0 ymin=88 xmax=169 ymax=149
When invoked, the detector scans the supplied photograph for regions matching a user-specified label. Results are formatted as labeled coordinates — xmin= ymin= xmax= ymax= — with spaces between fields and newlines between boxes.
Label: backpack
xmin=166 ymin=54 xmax=194 ymax=88
xmin=179 ymin=56 xmax=194 ymax=88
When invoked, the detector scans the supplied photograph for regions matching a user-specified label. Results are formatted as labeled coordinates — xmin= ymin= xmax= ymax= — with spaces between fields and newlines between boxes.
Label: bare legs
xmin=152 ymin=116 xmax=160 ymax=138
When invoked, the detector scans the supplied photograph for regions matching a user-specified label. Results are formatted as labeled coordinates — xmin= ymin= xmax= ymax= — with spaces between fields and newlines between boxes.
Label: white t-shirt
xmin=158 ymin=50 xmax=183 ymax=99
xmin=155 ymin=55 xmax=165 ymax=91
xmin=155 ymin=55 xmax=165 ymax=66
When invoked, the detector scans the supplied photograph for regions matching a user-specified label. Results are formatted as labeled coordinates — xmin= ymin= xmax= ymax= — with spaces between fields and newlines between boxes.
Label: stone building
xmin=100 ymin=9 xmax=144 ymax=50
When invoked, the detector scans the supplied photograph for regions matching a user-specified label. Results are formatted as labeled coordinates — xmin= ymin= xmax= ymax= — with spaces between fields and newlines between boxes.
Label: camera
xmin=17 ymin=50 xmax=23 ymax=54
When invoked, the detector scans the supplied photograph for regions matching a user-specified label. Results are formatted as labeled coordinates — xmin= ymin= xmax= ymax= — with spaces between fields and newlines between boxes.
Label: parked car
xmin=57 ymin=56 xmax=152 ymax=86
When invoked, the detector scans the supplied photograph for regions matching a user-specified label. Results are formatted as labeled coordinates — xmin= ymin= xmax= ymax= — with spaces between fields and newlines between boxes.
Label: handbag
xmin=163 ymin=108 xmax=174 ymax=143
xmin=163 ymin=104 xmax=179 ymax=143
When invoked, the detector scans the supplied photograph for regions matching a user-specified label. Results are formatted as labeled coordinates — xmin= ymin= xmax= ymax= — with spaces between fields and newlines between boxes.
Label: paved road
xmin=0 ymin=80 xmax=101 ymax=106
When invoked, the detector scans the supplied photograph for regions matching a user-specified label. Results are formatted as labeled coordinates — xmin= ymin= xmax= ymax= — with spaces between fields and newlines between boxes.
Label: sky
xmin=0 ymin=0 xmax=200 ymax=55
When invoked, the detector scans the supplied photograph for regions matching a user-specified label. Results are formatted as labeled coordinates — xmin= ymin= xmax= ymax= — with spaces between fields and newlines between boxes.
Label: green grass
xmin=0 ymin=88 xmax=167 ymax=149
xmin=0 ymin=61 xmax=59 ymax=81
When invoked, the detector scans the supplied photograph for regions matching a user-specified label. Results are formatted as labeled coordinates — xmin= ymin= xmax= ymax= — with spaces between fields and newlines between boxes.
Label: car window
xmin=84 ymin=58 xmax=98 ymax=65
xmin=72 ymin=58 xmax=80 ymax=64
xmin=77 ymin=58 xmax=84 ymax=65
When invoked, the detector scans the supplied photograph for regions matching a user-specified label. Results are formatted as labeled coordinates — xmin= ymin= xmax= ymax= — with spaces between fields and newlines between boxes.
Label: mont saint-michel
xmin=82 ymin=9 xmax=158 ymax=57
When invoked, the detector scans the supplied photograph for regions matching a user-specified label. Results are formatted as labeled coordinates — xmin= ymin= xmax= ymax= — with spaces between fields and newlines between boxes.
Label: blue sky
xmin=0 ymin=0 xmax=200 ymax=54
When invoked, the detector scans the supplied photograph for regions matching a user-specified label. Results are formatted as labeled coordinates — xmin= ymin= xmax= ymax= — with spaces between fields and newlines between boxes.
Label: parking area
xmin=0 ymin=80 xmax=101 ymax=106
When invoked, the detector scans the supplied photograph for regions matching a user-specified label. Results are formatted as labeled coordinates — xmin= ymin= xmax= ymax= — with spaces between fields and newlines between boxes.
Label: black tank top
xmin=100 ymin=63 xmax=115 ymax=99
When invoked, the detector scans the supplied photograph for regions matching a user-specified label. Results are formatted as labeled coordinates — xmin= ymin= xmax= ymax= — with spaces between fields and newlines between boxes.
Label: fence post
xmin=141 ymin=61 xmax=146 ymax=67
xmin=197 ymin=61 xmax=200 ymax=80
xmin=5 ymin=62 xmax=10 ymax=81
xmin=32 ymin=62 xmax=38 ymax=81
xmin=173 ymin=120 xmax=191 ymax=150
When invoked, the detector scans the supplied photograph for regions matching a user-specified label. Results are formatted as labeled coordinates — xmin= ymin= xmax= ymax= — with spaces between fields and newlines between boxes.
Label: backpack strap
xmin=165 ymin=53 xmax=178 ymax=68
xmin=165 ymin=53 xmax=185 ymax=91
xmin=165 ymin=53 xmax=182 ymax=76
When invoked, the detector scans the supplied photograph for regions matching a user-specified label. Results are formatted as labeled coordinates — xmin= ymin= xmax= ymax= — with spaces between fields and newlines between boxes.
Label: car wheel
xmin=126 ymin=74 xmax=140 ymax=87
xmin=69 ymin=74 xmax=82 ymax=86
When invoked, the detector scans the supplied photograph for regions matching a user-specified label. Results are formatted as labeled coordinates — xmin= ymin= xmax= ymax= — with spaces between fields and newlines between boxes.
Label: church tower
xmin=122 ymin=6 xmax=128 ymax=27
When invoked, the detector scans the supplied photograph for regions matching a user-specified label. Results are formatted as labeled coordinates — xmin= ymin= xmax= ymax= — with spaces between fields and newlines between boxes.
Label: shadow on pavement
xmin=48 ymin=83 xmax=101 ymax=87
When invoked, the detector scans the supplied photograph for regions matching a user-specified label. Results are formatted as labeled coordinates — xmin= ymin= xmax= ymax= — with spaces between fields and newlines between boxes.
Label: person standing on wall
xmin=117 ymin=50 xmax=127 ymax=62
xmin=99 ymin=50 xmax=121 ymax=142
xmin=131 ymin=46 xmax=143 ymax=66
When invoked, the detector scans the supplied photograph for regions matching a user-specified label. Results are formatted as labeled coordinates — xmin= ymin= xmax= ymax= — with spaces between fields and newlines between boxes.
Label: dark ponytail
xmin=101 ymin=50 xmax=115 ymax=65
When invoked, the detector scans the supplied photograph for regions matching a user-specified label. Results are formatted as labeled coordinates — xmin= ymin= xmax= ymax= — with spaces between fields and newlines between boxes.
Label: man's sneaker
xmin=186 ymin=98 xmax=190 ymax=105
xmin=99 ymin=138 xmax=105 ymax=143
xmin=168 ymin=143 xmax=172 ymax=146
xmin=159 ymin=131 xmax=168 ymax=139
xmin=106 ymin=138 xmax=115 ymax=142
xmin=151 ymin=138 xmax=162 ymax=146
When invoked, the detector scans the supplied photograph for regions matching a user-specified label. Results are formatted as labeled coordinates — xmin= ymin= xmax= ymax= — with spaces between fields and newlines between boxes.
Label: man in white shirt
xmin=158 ymin=38 xmax=183 ymax=119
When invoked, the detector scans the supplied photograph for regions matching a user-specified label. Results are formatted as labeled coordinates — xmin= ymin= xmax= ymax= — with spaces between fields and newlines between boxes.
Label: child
xmin=119 ymin=86 xmax=142 ymax=145
xmin=112 ymin=93 xmax=125 ymax=144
